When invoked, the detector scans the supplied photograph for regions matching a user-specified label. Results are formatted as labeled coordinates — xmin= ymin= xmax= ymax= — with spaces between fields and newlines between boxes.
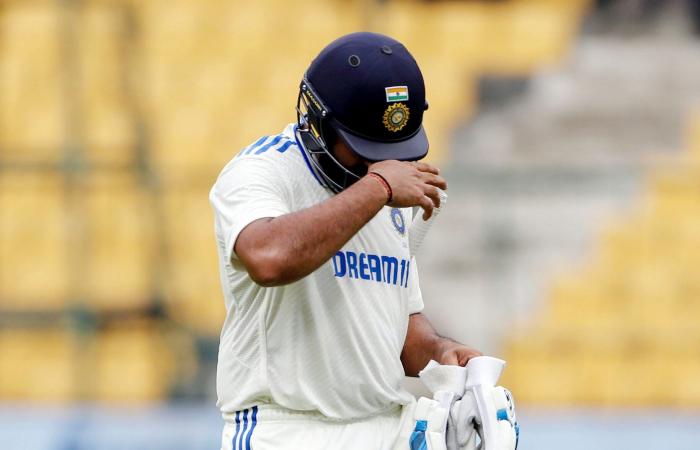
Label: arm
xmin=401 ymin=312 xmax=482 ymax=377
xmin=235 ymin=161 xmax=446 ymax=287
xmin=235 ymin=175 xmax=386 ymax=286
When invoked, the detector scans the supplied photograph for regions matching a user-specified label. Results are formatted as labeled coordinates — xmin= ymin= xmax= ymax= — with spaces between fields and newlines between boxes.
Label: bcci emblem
xmin=383 ymin=103 xmax=410 ymax=132
xmin=390 ymin=208 xmax=406 ymax=235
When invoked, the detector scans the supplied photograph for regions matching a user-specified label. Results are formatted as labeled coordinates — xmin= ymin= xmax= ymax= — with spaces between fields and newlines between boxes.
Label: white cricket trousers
xmin=220 ymin=403 xmax=408 ymax=450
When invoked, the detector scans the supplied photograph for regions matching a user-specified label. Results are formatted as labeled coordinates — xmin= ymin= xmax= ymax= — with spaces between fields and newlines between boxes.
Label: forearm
xmin=401 ymin=312 xmax=481 ymax=376
xmin=401 ymin=313 xmax=443 ymax=377
xmin=235 ymin=175 xmax=387 ymax=285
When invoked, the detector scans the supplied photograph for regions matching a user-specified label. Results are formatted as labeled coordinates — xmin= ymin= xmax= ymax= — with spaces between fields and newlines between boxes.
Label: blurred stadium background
xmin=1 ymin=0 xmax=700 ymax=448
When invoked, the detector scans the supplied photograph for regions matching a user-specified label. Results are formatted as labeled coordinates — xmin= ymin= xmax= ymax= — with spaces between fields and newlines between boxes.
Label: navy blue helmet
xmin=296 ymin=32 xmax=429 ymax=193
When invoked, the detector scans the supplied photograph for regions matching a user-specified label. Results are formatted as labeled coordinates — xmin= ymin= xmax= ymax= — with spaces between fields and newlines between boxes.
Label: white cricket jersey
xmin=209 ymin=123 xmax=424 ymax=420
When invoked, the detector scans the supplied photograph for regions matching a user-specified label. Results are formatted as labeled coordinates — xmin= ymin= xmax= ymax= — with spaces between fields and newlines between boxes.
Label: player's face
xmin=332 ymin=139 xmax=370 ymax=178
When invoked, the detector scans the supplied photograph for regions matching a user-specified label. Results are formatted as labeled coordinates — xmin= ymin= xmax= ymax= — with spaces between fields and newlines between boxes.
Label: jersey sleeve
xmin=407 ymin=256 xmax=424 ymax=314
xmin=210 ymin=156 xmax=291 ymax=262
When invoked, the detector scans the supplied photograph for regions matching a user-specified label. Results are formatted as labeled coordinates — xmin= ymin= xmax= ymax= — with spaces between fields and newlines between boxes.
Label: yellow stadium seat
xmin=588 ymin=355 xmax=657 ymax=406
xmin=80 ymin=2 xmax=136 ymax=165
xmin=91 ymin=322 xmax=194 ymax=403
xmin=485 ymin=3 xmax=584 ymax=74
xmin=503 ymin=355 xmax=585 ymax=405
xmin=597 ymin=221 xmax=658 ymax=275
xmin=421 ymin=61 xmax=477 ymax=161
xmin=0 ymin=173 xmax=70 ymax=310
xmin=78 ymin=173 xmax=156 ymax=310
xmin=162 ymin=186 xmax=226 ymax=335
xmin=0 ymin=328 xmax=76 ymax=402
xmin=668 ymin=359 xmax=700 ymax=406
xmin=0 ymin=1 xmax=65 ymax=162
xmin=650 ymin=172 xmax=700 ymax=213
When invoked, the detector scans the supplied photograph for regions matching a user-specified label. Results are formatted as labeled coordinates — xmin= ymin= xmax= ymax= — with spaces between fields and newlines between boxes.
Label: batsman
xmin=210 ymin=32 xmax=518 ymax=450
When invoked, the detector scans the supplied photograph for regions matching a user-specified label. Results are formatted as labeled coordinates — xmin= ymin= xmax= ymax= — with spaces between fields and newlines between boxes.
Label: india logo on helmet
xmin=383 ymin=103 xmax=410 ymax=132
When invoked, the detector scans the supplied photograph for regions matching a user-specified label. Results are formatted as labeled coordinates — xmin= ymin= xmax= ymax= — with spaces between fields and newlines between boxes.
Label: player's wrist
xmin=366 ymin=172 xmax=392 ymax=204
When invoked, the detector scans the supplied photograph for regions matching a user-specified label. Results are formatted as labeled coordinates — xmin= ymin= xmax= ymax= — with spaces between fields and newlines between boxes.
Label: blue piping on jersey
xmin=237 ymin=136 xmax=269 ymax=158
xmin=238 ymin=134 xmax=294 ymax=158
xmin=275 ymin=140 xmax=294 ymax=153
xmin=258 ymin=136 xmax=292 ymax=154
xmin=293 ymin=124 xmax=326 ymax=188
xmin=238 ymin=126 xmax=326 ymax=187
xmin=253 ymin=134 xmax=284 ymax=154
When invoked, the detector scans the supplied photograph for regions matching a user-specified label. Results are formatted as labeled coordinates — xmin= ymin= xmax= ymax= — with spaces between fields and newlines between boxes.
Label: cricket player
xmin=211 ymin=32 xmax=483 ymax=450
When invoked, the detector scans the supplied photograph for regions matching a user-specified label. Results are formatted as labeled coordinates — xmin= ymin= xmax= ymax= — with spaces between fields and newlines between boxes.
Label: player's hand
xmin=435 ymin=339 xmax=482 ymax=367
xmin=367 ymin=160 xmax=447 ymax=220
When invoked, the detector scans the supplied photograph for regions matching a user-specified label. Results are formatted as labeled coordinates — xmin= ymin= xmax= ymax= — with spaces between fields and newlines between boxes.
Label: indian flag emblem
xmin=385 ymin=86 xmax=409 ymax=102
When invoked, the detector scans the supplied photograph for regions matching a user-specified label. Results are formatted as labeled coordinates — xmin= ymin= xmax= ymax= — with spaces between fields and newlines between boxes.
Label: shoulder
xmin=235 ymin=123 xmax=303 ymax=165
xmin=213 ymin=125 xmax=304 ymax=189
xmin=234 ymin=129 xmax=298 ymax=162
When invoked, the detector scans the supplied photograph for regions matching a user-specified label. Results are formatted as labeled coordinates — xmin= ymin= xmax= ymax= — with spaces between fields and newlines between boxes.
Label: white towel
xmin=418 ymin=359 xmax=468 ymax=400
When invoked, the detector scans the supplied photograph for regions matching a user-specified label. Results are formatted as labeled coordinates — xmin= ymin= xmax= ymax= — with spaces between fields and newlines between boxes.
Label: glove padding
xmin=448 ymin=386 xmax=519 ymax=450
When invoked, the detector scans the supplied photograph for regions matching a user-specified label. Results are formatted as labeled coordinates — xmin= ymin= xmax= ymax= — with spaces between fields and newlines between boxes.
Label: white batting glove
xmin=447 ymin=386 xmax=519 ymax=450
xmin=491 ymin=386 xmax=519 ymax=450
xmin=447 ymin=390 xmax=479 ymax=450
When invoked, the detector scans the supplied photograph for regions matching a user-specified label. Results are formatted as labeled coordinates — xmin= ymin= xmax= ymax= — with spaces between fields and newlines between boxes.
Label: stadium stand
xmin=502 ymin=112 xmax=700 ymax=406
xmin=0 ymin=1 xmax=65 ymax=163
xmin=80 ymin=1 xmax=136 ymax=166
xmin=0 ymin=328 xmax=77 ymax=402
xmin=90 ymin=322 xmax=191 ymax=403
xmin=0 ymin=0 xmax=587 ymax=402
xmin=0 ymin=322 xmax=195 ymax=403
xmin=79 ymin=172 xmax=156 ymax=310
xmin=162 ymin=185 xmax=226 ymax=334
xmin=0 ymin=173 xmax=70 ymax=310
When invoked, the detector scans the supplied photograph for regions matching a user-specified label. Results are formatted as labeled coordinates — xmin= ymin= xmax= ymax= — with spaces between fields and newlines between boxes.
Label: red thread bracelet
xmin=367 ymin=172 xmax=393 ymax=203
